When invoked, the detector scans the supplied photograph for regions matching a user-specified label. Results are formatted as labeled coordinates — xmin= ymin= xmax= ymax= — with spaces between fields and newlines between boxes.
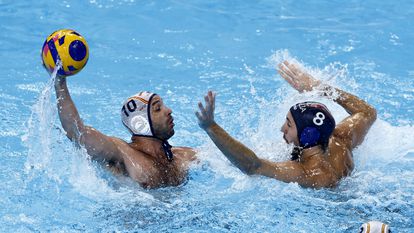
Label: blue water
xmin=1 ymin=0 xmax=413 ymax=232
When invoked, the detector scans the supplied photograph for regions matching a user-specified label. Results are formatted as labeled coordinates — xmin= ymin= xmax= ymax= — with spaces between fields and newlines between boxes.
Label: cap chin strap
xmin=130 ymin=94 xmax=174 ymax=162
xmin=290 ymin=146 xmax=303 ymax=161
xmin=132 ymin=134 xmax=174 ymax=162
xmin=161 ymin=140 xmax=173 ymax=161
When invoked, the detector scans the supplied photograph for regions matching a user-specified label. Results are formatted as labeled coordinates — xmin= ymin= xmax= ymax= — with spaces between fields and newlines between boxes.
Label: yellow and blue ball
xmin=41 ymin=29 xmax=89 ymax=76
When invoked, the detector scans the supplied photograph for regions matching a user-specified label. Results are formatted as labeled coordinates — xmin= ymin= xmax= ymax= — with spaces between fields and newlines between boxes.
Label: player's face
xmin=280 ymin=111 xmax=300 ymax=146
xmin=150 ymin=95 xmax=175 ymax=140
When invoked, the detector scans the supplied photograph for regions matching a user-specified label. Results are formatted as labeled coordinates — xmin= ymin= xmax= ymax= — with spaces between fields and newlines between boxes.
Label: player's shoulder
xmin=172 ymin=146 xmax=196 ymax=155
xmin=172 ymin=146 xmax=197 ymax=162
xmin=330 ymin=127 xmax=352 ymax=149
xmin=108 ymin=137 xmax=143 ymax=157
xmin=107 ymin=136 xmax=129 ymax=147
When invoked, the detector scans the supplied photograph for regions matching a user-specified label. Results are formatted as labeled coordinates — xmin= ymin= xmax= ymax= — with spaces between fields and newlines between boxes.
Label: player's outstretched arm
xmin=195 ymin=91 xmax=335 ymax=187
xmin=195 ymin=91 xmax=262 ymax=174
xmin=54 ymin=76 xmax=123 ymax=162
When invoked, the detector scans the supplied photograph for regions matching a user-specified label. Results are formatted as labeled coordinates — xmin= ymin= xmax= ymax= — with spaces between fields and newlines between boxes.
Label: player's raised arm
xmin=42 ymin=29 xmax=122 ymax=162
xmin=54 ymin=76 xmax=122 ymax=162
xmin=195 ymin=91 xmax=262 ymax=174
xmin=278 ymin=61 xmax=377 ymax=149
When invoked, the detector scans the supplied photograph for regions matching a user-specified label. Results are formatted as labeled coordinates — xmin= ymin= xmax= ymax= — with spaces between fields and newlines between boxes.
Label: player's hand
xmin=278 ymin=60 xmax=321 ymax=93
xmin=195 ymin=91 xmax=216 ymax=130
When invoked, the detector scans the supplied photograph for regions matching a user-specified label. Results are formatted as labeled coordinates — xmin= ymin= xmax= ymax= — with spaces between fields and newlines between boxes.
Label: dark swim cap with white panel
xmin=289 ymin=101 xmax=335 ymax=149
xmin=121 ymin=91 xmax=173 ymax=161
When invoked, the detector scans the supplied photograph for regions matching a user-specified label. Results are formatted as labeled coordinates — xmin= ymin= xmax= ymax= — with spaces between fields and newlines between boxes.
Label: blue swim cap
xmin=289 ymin=102 xmax=335 ymax=149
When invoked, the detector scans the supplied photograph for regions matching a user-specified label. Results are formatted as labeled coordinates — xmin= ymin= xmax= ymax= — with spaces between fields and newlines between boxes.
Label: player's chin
xmin=283 ymin=135 xmax=289 ymax=144
xmin=165 ymin=129 xmax=175 ymax=140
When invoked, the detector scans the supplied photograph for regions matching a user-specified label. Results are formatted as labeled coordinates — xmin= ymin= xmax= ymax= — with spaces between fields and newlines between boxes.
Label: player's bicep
xmin=256 ymin=159 xmax=336 ymax=188
xmin=79 ymin=126 xmax=122 ymax=162
xmin=255 ymin=159 xmax=306 ymax=182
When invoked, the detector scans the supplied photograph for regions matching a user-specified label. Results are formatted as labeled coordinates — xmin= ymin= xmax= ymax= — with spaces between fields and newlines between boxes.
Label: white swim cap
xmin=360 ymin=221 xmax=390 ymax=233
xmin=121 ymin=91 xmax=156 ymax=136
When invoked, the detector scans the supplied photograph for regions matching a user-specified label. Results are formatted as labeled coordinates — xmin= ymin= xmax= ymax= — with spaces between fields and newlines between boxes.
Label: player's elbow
xmin=64 ymin=124 xmax=88 ymax=145
xmin=242 ymin=160 xmax=262 ymax=175
xmin=370 ymin=107 xmax=377 ymax=121
xmin=62 ymin=127 xmax=78 ymax=142
xmin=364 ymin=105 xmax=377 ymax=124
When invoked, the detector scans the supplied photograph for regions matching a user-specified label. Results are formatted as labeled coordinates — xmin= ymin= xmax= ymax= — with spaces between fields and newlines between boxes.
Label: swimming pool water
xmin=1 ymin=0 xmax=413 ymax=232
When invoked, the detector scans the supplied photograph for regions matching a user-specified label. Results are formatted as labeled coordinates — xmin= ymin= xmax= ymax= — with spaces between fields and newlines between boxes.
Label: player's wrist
xmin=204 ymin=121 xmax=218 ymax=132
xmin=54 ymin=75 xmax=67 ymax=88
xmin=316 ymin=82 xmax=339 ymax=100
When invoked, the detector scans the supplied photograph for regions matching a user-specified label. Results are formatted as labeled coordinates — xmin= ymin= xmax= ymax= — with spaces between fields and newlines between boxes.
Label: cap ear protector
xmin=300 ymin=127 xmax=320 ymax=146
xmin=129 ymin=115 xmax=151 ymax=136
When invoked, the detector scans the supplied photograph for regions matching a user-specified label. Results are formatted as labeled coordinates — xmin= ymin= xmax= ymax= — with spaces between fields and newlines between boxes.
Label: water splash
xmin=19 ymin=61 xmax=156 ymax=202
xmin=22 ymin=62 xmax=61 ymax=176
xmin=21 ymin=61 xmax=113 ymax=196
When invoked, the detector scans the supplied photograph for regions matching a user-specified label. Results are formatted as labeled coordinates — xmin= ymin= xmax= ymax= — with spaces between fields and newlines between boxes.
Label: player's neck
xmin=301 ymin=145 xmax=324 ymax=160
xmin=130 ymin=136 xmax=166 ymax=160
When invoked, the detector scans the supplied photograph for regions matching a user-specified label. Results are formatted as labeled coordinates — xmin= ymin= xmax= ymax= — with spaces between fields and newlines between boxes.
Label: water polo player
xmin=196 ymin=60 xmax=377 ymax=188
xmin=53 ymin=76 xmax=195 ymax=188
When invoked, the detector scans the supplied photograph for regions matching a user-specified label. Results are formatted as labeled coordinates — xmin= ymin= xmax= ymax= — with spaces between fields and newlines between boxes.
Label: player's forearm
xmin=320 ymin=84 xmax=377 ymax=119
xmin=204 ymin=122 xmax=261 ymax=174
xmin=54 ymin=78 xmax=85 ymax=141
